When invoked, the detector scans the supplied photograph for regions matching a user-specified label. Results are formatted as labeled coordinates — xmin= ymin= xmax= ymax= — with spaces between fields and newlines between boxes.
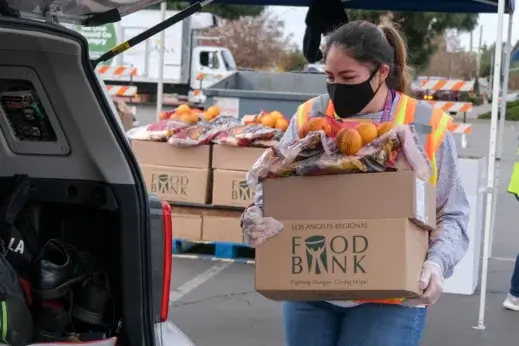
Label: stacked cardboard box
xmin=132 ymin=141 xmax=211 ymax=242
xmin=171 ymin=206 xmax=243 ymax=243
xmin=132 ymin=141 xmax=211 ymax=204
xmin=207 ymin=145 xmax=265 ymax=242
xmin=132 ymin=141 xmax=265 ymax=244
xmin=211 ymin=145 xmax=265 ymax=208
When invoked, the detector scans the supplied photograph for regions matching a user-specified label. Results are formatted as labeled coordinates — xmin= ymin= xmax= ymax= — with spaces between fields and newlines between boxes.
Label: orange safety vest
xmin=295 ymin=93 xmax=452 ymax=186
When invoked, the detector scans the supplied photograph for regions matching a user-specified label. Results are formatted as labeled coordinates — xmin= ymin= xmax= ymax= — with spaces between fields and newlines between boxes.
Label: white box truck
xmin=74 ymin=9 xmax=237 ymax=104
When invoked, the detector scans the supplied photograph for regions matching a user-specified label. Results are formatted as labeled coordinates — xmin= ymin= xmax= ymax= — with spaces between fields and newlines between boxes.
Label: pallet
xmin=173 ymin=239 xmax=254 ymax=264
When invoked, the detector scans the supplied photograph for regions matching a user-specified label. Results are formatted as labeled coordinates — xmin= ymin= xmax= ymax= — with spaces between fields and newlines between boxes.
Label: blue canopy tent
xmin=160 ymin=0 xmax=514 ymax=331
xmin=190 ymin=0 xmax=515 ymax=13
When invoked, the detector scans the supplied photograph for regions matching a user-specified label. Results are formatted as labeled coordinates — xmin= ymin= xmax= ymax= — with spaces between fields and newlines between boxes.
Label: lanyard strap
xmin=379 ymin=89 xmax=395 ymax=123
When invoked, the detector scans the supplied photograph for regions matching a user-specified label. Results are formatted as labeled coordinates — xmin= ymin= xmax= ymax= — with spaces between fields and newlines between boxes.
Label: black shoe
xmin=32 ymin=298 xmax=70 ymax=342
xmin=72 ymin=270 xmax=111 ymax=325
xmin=32 ymin=240 xmax=90 ymax=299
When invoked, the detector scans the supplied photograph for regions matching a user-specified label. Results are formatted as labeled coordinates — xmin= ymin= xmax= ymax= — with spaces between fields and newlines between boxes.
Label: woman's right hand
xmin=241 ymin=205 xmax=284 ymax=248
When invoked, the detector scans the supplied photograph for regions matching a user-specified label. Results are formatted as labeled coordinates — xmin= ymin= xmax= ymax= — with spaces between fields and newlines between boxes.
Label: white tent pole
xmin=156 ymin=1 xmax=167 ymax=120
xmin=473 ymin=0 xmax=507 ymax=331
xmin=488 ymin=13 xmax=514 ymax=257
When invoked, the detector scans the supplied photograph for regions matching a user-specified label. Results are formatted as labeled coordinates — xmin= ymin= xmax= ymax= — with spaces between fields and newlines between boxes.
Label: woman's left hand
xmin=403 ymin=261 xmax=444 ymax=306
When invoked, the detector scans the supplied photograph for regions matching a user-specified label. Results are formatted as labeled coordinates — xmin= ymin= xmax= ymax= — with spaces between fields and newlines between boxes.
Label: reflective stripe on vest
xmin=508 ymin=146 xmax=519 ymax=195
xmin=295 ymin=94 xmax=452 ymax=185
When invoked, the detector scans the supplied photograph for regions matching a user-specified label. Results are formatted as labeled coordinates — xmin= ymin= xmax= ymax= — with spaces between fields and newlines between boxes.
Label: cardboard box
xmin=202 ymin=214 xmax=243 ymax=243
xmin=262 ymin=171 xmax=436 ymax=230
xmin=212 ymin=145 xmax=266 ymax=171
xmin=140 ymin=164 xmax=210 ymax=204
xmin=115 ymin=100 xmax=134 ymax=131
xmin=132 ymin=141 xmax=211 ymax=168
xmin=255 ymin=171 xmax=435 ymax=301
xmin=171 ymin=207 xmax=203 ymax=241
xmin=212 ymin=169 xmax=255 ymax=207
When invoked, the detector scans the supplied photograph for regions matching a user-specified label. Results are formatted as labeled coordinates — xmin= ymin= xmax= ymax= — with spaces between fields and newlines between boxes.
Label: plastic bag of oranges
xmin=168 ymin=115 xmax=241 ymax=146
xmin=213 ymin=124 xmax=282 ymax=147
xmin=167 ymin=124 xmax=221 ymax=146
xmin=246 ymin=123 xmax=431 ymax=189
xmin=126 ymin=119 xmax=188 ymax=141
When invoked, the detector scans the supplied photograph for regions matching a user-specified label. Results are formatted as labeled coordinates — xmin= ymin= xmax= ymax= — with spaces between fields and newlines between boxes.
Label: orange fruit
xmin=310 ymin=118 xmax=333 ymax=135
xmin=170 ymin=112 xmax=182 ymax=121
xmin=356 ymin=122 xmax=378 ymax=145
xmin=203 ymin=111 xmax=214 ymax=122
xmin=190 ymin=109 xmax=202 ymax=120
xmin=270 ymin=111 xmax=284 ymax=119
xmin=176 ymin=104 xmax=191 ymax=115
xmin=275 ymin=118 xmax=289 ymax=131
xmin=336 ymin=128 xmax=362 ymax=155
xmin=159 ymin=112 xmax=169 ymax=120
xmin=299 ymin=117 xmax=332 ymax=138
xmin=260 ymin=115 xmax=277 ymax=128
xmin=377 ymin=122 xmax=394 ymax=137
xmin=180 ymin=112 xmax=198 ymax=124
xmin=206 ymin=105 xmax=221 ymax=118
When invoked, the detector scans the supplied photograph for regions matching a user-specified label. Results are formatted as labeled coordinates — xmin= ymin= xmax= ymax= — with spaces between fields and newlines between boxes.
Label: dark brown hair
xmin=325 ymin=20 xmax=413 ymax=94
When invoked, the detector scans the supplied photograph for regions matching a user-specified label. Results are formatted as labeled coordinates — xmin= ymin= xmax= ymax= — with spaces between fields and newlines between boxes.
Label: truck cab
xmin=189 ymin=46 xmax=236 ymax=103
xmin=191 ymin=46 xmax=236 ymax=90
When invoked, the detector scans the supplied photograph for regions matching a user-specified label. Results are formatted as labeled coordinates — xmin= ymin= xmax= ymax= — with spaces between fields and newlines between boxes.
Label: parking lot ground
xmin=169 ymin=258 xmax=519 ymax=346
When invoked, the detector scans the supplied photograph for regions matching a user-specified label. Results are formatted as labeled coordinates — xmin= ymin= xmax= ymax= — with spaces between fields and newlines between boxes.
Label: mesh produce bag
xmin=168 ymin=115 xmax=241 ymax=146
xmin=213 ymin=124 xmax=282 ymax=147
xmin=247 ymin=124 xmax=431 ymax=190
xmin=126 ymin=119 xmax=187 ymax=141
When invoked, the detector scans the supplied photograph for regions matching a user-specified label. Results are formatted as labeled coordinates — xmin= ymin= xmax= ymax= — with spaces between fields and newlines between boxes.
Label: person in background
xmin=241 ymin=20 xmax=470 ymax=346
xmin=504 ymin=149 xmax=519 ymax=311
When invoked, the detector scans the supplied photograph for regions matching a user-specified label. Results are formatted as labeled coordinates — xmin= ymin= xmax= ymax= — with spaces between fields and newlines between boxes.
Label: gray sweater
xmin=253 ymin=93 xmax=470 ymax=279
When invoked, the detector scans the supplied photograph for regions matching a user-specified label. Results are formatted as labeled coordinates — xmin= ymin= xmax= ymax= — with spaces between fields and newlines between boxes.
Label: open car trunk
xmin=0 ymin=12 xmax=171 ymax=346
xmin=3 ymin=0 xmax=165 ymax=25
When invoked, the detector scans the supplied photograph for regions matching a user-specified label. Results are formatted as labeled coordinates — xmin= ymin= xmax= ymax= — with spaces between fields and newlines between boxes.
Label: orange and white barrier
xmin=449 ymin=123 xmax=472 ymax=134
xmin=96 ymin=66 xmax=139 ymax=98
xmin=417 ymin=79 xmax=474 ymax=92
xmin=449 ymin=123 xmax=472 ymax=149
xmin=106 ymin=85 xmax=137 ymax=97
xmin=96 ymin=65 xmax=138 ymax=77
xmin=425 ymin=101 xmax=473 ymax=113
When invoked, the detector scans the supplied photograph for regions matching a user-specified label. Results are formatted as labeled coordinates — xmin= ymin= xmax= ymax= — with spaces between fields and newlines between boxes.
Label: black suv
xmin=0 ymin=0 xmax=195 ymax=345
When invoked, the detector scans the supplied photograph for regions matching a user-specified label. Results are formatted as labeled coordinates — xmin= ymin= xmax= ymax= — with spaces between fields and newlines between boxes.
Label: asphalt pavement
xmin=133 ymin=106 xmax=519 ymax=345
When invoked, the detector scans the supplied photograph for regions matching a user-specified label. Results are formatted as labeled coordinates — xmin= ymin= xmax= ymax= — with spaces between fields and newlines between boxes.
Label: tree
xmin=278 ymin=48 xmax=308 ymax=72
xmin=151 ymin=1 xmax=264 ymax=20
xmin=479 ymin=42 xmax=511 ymax=78
xmin=202 ymin=12 xmax=291 ymax=69
xmin=421 ymin=36 xmax=477 ymax=79
xmin=347 ymin=11 xmax=478 ymax=72
xmin=479 ymin=44 xmax=492 ymax=78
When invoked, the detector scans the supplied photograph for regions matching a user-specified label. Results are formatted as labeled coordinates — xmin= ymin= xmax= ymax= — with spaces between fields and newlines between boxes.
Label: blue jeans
xmin=511 ymin=253 xmax=519 ymax=297
xmin=283 ymin=301 xmax=427 ymax=346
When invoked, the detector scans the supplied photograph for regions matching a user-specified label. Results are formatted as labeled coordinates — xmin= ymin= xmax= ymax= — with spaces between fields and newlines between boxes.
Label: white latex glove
xmin=402 ymin=261 xmax=444 ymax=307
xmin=241 ymin=206 xmax=284 ymax=248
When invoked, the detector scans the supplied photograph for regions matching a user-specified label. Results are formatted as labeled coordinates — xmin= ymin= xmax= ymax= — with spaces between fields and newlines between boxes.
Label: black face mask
xmin=327 ymin=70 xmax=382 ymax=118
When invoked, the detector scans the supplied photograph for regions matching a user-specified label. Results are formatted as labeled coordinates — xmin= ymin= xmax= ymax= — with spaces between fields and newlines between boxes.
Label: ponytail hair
xmin=325 ymin=20 xmax=413 ymax=94
xmin=379 ymin=22 xmax=413 ymax=94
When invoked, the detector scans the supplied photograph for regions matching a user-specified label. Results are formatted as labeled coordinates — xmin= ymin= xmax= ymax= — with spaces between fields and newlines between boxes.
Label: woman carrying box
xmin=241 ymin=19 xmax=470 ymax=346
